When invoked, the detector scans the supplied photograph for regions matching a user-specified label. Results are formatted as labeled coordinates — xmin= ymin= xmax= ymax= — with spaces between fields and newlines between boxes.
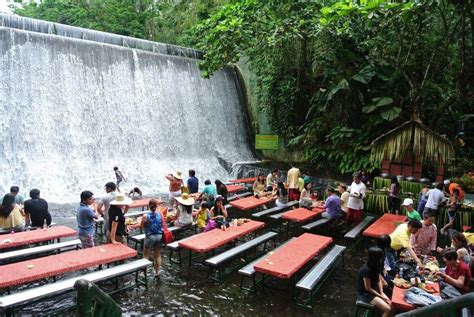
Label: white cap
xmin=443 ymin=179 xmax=451 ymax=185
xmin=402 ymin=198 xmax=414 ymax=206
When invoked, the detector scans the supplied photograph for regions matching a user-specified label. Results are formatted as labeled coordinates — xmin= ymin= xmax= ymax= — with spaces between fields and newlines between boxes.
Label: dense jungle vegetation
xmin=16 ymin=0 xmax=474 ymax=174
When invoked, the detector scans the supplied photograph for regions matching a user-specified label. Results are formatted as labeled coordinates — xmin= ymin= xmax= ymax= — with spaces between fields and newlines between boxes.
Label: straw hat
xmin=176 ymin=193 xmax=195 ymax=206
xmin=110 ymin=193 xmax=133 ymax=205
xmin=173 ymin=171 xmax=184 ymax=180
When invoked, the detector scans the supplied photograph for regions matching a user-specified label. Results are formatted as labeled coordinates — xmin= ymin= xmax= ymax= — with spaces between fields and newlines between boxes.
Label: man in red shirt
xmin=437 ymin=248 xmax=472 ymax=293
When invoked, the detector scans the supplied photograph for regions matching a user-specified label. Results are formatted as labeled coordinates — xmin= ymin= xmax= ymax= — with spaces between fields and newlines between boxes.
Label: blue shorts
xmin=145 ymin=233 xmax=163 ymax=249
xmin=448 ymin=210 xmax=456 ymax=222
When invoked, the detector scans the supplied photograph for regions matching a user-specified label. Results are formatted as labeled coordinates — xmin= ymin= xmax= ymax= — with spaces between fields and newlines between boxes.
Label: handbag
xmin=161 ymin=215 xmax=174 ymax=244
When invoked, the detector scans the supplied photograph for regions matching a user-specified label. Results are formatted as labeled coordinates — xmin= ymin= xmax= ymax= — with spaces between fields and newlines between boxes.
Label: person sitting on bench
xmin=357 ymin=247 xmax=393 ymax=317
xmin=253 ymin=174 xmax=267 ymax=198
xmin=299 ymin=182 xmax=317 ymax=209
xmin=0 ymin=193 xmax=25 ymax=232
xmin=194 ymin=201 xmax=211 ymax=232
xmin=271 ymin=181 xmax=288 ymax=207
xmin=321 ymin=188 xmax=342 ymax=221
xmin=211 ymin=196 xmax=228 ymax=231
xmin=173 ymin=193 xmax=195 ymax=228
xmin=436 ymin=248 xmax=472 ymax=294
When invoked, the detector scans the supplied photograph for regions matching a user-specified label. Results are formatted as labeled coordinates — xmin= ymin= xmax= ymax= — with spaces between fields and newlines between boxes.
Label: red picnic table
xmin=0 ymin=243 xmax=137 ymax=289
xmin=363 ymin=214 xmax=407 ymax=238
xmin=392 ymin=283 xmax=441 ymax=311
xmin=281 ymin=207 xmax=326 ymax=238
xmin=254 ymin=233 xmax=333 ymax=279
xmin=0 ymin=226 xmax=77 ymax=250
xmin=178 ymin=220 xmax=265 ymax=253
xmin=228 ymin=177 xmax=257 ymax=184
xmin=129 ymin=198 xmax=151 ymax=210
xmin=227 ymin=184 xmax=246 ymax=193
xmin=229 ymin=196 xmax=274 ymax=211
xmin=282 ymin=207 xmax=325 ymax=222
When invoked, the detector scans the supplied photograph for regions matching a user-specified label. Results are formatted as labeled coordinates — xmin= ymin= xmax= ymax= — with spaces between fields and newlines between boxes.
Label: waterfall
xmin=0 ymin=15 xmax=255 ymax=203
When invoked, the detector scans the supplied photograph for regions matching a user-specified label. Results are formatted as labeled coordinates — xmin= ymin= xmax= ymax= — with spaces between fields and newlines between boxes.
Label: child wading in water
xmin=113 ymin=167 xmax=126 ymax=192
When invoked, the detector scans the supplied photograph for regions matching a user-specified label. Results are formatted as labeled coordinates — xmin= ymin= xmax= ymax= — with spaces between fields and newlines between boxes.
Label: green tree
xmin=194 ymin=0 xmax=473 ymax=173
xmin=14 ymin=0 xmax=232 ymax=47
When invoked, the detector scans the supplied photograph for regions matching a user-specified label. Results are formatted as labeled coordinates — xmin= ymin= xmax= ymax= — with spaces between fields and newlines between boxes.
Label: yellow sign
xmin=255 ymin=134 xmax=279 ymax=150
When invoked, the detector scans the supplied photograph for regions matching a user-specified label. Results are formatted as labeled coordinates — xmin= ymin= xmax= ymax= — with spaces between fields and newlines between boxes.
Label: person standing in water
xmin=113 ymin=166 xmax=126 ymax=192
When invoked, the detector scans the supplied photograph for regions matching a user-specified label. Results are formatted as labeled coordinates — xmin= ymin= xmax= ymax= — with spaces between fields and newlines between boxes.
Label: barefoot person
xmin=76 ymin=191 xmax=98 ymax=248
xmin=140 ymin=198 xmax=165 ymax=279
xmin=113 ymin=167 xmax=126 ymax=192
xmin=109 ymin=193 xmax=132 ymax=244
xmin=96 ymin=182 xmax=117 ymax=241
xmin=166 ymin=171 xmax=184 ymax=209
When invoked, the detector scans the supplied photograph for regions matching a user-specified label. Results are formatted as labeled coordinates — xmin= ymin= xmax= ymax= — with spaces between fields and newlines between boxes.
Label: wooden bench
xmin=205 ymin=231 xmax=278 ymax=281
xmin=0 ymin=259 xmax=152 ymax=316
xmin=301 ymin=218 xmax=331 ymax=231
xmin=227 ymin=192 xmax=252 ymax=202
xmin=238 ymin=238 xmax=296 ymax=293
xmin=0 ymin=239 xmax=81 ymax=264
xmin=252 ymin=201 xmax=299 ymax=219
xmin=344 ymin=216 xmax=374 ymax=246
xmin=295 ymin=245 xmax=346 ymax=308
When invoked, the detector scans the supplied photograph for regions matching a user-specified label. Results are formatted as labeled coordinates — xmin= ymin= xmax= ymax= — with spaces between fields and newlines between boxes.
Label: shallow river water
xmin=19 ymin=203 xmax=366 ymax=317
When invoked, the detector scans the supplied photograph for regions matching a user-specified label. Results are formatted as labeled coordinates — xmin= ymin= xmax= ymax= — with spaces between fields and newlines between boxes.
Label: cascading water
xmin=0 ymin=14 xmax=256 ymax=203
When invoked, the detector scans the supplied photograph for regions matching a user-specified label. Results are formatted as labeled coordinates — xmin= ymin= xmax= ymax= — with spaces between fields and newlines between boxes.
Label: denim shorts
xmin=357 ymin=293 xmax=375 ymax=304
xmin=145 ymin=233 xmax=163 ymax=249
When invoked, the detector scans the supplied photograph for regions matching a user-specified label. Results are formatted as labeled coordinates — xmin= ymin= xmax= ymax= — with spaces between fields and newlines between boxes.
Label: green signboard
xmin=255 ymin=134 xmax=279 ymax=150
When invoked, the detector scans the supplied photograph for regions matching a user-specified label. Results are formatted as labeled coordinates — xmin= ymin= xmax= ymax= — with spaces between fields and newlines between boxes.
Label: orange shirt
xmin=448 ymin=183 xmax=465 ymax=201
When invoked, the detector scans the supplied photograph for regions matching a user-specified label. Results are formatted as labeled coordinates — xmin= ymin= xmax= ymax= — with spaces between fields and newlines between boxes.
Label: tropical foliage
xmin=16 ymin=0 xmax=474 ymax=175
xmin=194 ymin=0 xmax=473 ymax=173
xmin=14 ymin=0 xmax=231 ymax=47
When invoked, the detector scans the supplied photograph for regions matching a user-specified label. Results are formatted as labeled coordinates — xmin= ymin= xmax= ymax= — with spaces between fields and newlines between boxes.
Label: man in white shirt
xmin=346 ymin=172 xmax=366 ymax=225
xmin=423 ymin=182 xmax=446 ymax=217
xmin=287 ymin=164 xmax=301 ymax=201
xmin=96 ymin=182 xmax=117 ymax=241
xmin=266 ymin=169 xmax=279 ymax=190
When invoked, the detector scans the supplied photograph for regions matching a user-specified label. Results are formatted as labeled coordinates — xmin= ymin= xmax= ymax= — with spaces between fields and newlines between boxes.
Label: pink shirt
xmin=410 ymin=222 xmax=437 ymax=255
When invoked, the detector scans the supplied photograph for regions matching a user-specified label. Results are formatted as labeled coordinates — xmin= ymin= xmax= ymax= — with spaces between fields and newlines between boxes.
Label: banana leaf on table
xmin=373 ymin=177 xmax=391 ymax=190
xmin=373 ymin=177 xmax=423 ymax=195
xmin=364 ymin=192 xmax=419 ymax=215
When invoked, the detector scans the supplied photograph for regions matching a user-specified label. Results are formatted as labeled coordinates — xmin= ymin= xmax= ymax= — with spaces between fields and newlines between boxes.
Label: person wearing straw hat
xmin=173 ymin=193 xmax=195 ymax=227
xmin=109 ymin=193 xmax=133 ymax=245
xmin=165 ymin=171 xmax=184 ymax=208
xmin=140 ymin=198 xmax=166 ymax=280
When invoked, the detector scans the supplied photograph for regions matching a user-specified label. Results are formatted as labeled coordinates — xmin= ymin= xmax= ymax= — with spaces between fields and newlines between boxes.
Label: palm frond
xmin=371 ymin=119 xmax=454 ymax=165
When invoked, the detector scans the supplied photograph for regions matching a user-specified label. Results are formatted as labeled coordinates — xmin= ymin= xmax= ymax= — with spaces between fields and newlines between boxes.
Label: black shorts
xmin=357 ymin=293 xmax=375 ymax=304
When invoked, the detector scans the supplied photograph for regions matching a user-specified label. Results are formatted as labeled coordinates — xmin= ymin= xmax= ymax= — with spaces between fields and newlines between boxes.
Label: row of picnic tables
xmin=0 ymin=180 xmax=425 ymax=313
xmin=0 ymin=226 xmax=138 ymax=291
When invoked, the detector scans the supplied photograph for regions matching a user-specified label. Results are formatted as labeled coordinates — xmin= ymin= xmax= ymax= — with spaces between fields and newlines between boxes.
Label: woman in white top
xmin=299 ymin=182 xmax=316 ymax=209
xmin=174 ymin=193 xmax=195 ymax=227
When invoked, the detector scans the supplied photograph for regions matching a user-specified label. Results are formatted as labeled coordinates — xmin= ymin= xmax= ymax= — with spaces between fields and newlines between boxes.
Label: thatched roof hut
xmin=371 ymin=114 xmax=454 ymax=181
